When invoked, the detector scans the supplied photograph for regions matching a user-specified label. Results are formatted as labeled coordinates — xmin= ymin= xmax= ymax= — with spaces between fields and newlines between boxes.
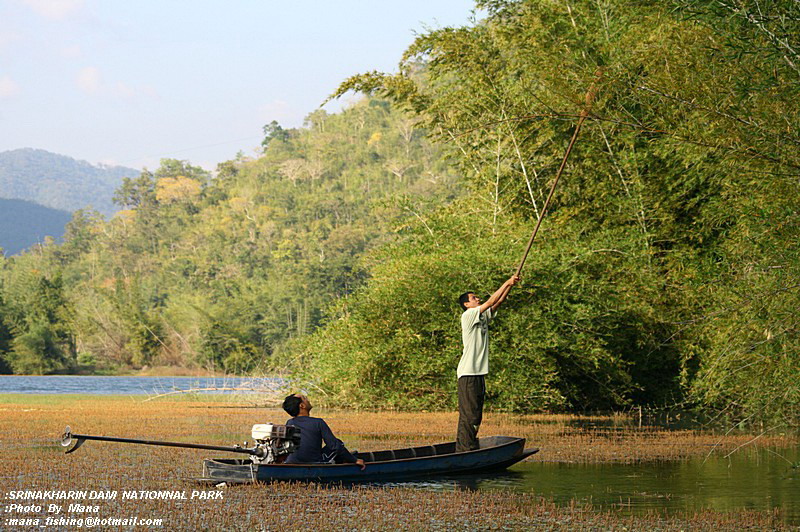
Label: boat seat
xmin=414 ymin=446 xmax=435 ymax=458
xmin=392 ymin=448 xmax=415 ymax=459
xmin=432 ymin=443 xmax=453 ymax=455
xmin=369 ymin=450 xmax=396 ymax=462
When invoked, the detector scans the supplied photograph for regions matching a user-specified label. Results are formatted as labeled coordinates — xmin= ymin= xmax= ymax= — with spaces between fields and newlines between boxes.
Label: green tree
xmin=0 ymin=266 xmax=74 ymax=374
xmin=8 ymin=320 xmax=65 ymax=374
xmin=262 ymin=120 xmax=291 ymax=149
xmin=113 ymin=171 xmax=157 ymax=209
xmin=0 ymin=286 xmax=13 ymax=374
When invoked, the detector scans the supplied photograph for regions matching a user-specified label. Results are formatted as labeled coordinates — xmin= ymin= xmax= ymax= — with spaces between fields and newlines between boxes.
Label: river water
xmin=392 ymin=449 xmax=800 ymax=522
xmin=3 ymin=376 xmax=798 ymax=523
xmin=0 ymin=375 xmax=279 ymax=395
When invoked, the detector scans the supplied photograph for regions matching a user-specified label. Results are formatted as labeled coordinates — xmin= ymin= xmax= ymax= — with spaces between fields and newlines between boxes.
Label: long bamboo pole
xmin=61 ymin=426 xmax=264 ymax=457
xmin=515 ymin=70 xmax=603 ymax=277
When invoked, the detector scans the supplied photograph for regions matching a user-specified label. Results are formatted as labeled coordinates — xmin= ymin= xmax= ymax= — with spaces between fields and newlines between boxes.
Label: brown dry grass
xmin=0 ymin=394 xmax=794 ymax=531
xmin=327 ymin=410 xmax=795 ymax=464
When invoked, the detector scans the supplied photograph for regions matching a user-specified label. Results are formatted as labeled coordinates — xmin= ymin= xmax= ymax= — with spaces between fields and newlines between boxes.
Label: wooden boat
xmin=61 ymin=426 xmax=537 ymax=484
xmin=201 ymin=435 xmax=538 ymax=483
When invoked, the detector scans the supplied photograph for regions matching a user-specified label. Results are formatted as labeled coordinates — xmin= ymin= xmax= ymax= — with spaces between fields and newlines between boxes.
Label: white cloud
xmin=111 ymin=81 xmax=159 ymax=100
xmin=113 ymin=81 xmax=135 ymax=99
xmin=141 ymin=85 xmax=159 ymax=99
xmin=61 ymin=44 xmax=81 ymax=58
xmin=22 ymin=0 xmax=85 ymax=20
xmin=75 ymin=66 xmax=158 ymax=100
xmin=76 ymin=65 xmax=101 ymax=93
xmin=0 ymin=76 xmax=20 ymax=98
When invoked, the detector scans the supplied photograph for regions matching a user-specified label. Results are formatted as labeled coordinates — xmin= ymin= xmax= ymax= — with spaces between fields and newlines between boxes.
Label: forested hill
xmin=0 ymin=198 xmax=72 ymax=256
xmin=0 ymin=99 xmax=458 ymax=376
xmin=0 ymin=148 xmax=138 ymax=216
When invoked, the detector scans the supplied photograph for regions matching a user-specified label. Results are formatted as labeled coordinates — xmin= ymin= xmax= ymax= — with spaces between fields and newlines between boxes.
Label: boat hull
xmin=202 ymin=435 xmax=537 ymax=483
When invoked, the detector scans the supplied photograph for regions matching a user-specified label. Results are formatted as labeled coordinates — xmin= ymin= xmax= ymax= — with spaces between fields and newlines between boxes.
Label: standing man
xmin=456 ymin=275 xmax=519 ymax=452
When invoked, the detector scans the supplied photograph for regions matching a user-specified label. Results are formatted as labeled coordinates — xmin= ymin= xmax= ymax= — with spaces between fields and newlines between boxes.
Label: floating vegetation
xmin=0 ymin=395 xmax=794 ymax=530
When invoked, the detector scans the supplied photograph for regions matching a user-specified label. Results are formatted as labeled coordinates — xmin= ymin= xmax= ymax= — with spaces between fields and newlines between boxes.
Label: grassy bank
xmin=0 ymin=394 xmax=795 ymax=530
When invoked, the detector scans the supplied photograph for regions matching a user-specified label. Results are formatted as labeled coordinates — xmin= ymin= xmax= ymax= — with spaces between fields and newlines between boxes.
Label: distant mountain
xmin=0 ymin=148 xmax=140 ymax=217
xmin=0 ymin=198 xmax=72 ymax=256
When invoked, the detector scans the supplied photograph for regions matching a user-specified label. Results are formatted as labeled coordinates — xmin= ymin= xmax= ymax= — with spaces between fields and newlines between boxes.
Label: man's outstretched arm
xmin=479 ymin=275 xmax=519 ymax=314
xmin=490 ymin=279 xmax=515 ymax=313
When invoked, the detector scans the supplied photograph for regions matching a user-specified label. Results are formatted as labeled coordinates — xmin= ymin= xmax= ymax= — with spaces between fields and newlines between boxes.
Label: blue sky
xmin=0 ymin=0 xmax=478 ymax=170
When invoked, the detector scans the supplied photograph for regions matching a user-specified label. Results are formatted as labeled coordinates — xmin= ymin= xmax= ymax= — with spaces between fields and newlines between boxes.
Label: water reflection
xmin=374 ymin=447 xmax=800 ymax=524
xmin=380 ymin=470 xmax=526 ymax=493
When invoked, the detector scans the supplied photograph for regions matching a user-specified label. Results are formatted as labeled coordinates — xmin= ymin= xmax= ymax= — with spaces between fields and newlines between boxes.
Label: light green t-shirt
xmin=457 ymin=307 xmax=493 ymax=378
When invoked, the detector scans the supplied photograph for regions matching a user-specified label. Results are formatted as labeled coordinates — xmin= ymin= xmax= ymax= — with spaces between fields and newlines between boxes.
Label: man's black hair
xmin=458 ymin=292 xmax=474 ymax=311
xmin=283 ymin=394 xmax=302 ymax=417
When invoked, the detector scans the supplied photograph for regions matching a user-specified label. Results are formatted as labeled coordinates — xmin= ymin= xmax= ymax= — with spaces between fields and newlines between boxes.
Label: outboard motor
xmin=248 ymin=423 xmax=301 ymax=464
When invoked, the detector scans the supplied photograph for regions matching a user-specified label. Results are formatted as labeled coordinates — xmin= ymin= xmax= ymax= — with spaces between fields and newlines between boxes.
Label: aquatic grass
xmin=1 ymin=396 xmax=795 ymax=462
xmin=0 ymin=395 xmax=795 ymax=530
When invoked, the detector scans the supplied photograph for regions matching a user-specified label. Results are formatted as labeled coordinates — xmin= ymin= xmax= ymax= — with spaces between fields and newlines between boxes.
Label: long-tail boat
xmin=62 ymin=425 xmax=537 ymax=484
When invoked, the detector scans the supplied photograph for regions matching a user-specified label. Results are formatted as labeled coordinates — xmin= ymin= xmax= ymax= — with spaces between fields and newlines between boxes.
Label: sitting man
xmin=282 ymin=393 xmax=366 ymax=470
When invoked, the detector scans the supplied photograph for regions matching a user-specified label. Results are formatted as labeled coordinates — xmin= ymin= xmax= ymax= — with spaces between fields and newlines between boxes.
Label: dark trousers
xmin=456 ymin=375 xmax=485 ymax=452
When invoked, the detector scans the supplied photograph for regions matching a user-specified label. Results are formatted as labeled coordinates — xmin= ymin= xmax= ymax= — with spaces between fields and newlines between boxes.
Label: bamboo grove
xmin=1 ymin=0 xmax=798 ymax=426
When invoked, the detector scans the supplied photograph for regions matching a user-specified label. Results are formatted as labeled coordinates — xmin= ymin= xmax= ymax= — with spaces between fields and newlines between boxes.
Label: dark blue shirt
xmin=284 ymin=416 xmax=358 ymax=464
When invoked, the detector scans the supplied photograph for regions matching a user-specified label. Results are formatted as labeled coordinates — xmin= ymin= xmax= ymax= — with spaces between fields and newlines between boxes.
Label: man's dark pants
xmin=456 ymin=375 xmax=485 ymax=452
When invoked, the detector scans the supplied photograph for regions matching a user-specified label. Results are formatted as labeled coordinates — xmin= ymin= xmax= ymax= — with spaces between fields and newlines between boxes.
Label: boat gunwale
xmin=204 ymin=436 xmax=533 ymax=468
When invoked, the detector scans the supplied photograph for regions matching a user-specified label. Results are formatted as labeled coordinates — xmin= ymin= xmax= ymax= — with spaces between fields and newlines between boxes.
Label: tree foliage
xmin=305 ymin=0 xmax=799 ymax=422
